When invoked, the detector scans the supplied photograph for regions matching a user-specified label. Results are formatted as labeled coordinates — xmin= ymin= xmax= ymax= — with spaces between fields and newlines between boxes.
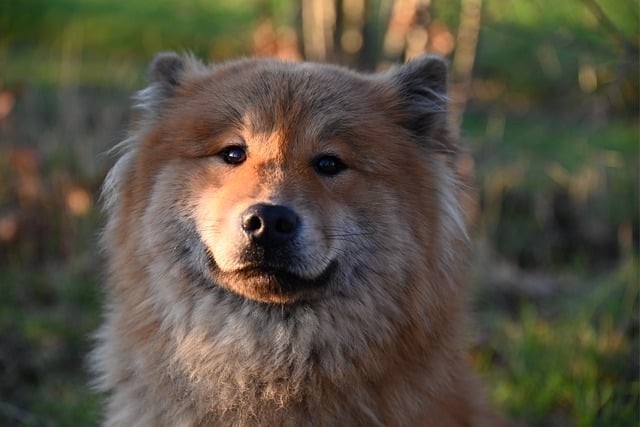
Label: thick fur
xmin=91 ymin=53 xmax=499 ymax=426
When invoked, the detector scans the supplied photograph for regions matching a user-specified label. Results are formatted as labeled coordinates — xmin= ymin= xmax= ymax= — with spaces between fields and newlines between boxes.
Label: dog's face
xmin=112 ymin=54 xmax=460 ymax=306
xmin=95 ymin=54 xmax=492 ymax=426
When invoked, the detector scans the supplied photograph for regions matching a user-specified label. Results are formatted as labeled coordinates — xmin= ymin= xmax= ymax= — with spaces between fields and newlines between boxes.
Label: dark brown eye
xmin=220 ymin=146 xmax=247 ymax=165
xmin=313 ymin=154 xmax=347 ymax=176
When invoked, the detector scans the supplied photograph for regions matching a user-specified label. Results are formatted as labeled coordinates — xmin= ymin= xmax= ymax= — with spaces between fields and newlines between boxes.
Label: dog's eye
xmin=313 ymin=154 xmax=347 ymax=176
xmin=219 ymin=146 xmax=247 ymax=165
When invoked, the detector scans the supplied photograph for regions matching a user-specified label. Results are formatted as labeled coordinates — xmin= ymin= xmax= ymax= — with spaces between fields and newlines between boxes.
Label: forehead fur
xmin=141 ymin=53 xmax=449 ymax=141
xmin=173 ymin=59 xmax=393 ymax=142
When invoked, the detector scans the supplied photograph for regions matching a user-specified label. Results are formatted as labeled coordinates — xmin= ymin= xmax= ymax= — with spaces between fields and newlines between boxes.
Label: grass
xmin=0 ymin=267 xmax=102 ymax=426
xmin=474 ymin=257 xmax=638 ymax=426
xmin=0 ymin=204 xmax=102 ymax=425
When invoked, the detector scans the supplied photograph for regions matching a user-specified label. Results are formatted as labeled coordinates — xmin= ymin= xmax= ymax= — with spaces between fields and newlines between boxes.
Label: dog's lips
xmin=237 ymin=265 xmax=305 ymax=280
xmin=232 ymin=261 xmax=337 ymax=290
xmin=206 ymin=254 xmax=338 ymax=303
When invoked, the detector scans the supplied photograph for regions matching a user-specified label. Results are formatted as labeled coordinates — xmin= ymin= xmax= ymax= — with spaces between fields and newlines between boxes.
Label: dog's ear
xmin=136 ymin=52 xmax=205 ymax=117
xmin=149 ymin=52 xmax=187 ymax=93
xmin=390 ymin=55 xmax=450 ymax=145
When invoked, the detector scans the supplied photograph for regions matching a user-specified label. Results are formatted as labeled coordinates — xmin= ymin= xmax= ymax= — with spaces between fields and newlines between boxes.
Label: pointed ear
xmin=136 ymin=52 xmax=205 ymax=117
xmin=149 ymin=52 xmax=187 ymax=92
xmin=389 ymin=55 xmax=450 ymax=144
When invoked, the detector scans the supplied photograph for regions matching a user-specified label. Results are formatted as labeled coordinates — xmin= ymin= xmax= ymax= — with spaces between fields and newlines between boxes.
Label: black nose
xmin=241 ymin=204 xmax=300 ymax=247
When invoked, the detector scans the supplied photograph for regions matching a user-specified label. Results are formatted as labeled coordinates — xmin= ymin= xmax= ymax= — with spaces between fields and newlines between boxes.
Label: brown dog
xmin=91 ymin=52 xmax=499 ymax=426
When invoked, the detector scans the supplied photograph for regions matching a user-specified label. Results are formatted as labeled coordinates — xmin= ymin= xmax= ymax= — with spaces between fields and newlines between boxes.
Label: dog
xmin=91 ymin=52 xmax=500 ymax=426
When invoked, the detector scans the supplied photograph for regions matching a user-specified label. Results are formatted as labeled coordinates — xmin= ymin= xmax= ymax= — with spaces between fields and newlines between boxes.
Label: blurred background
xmin=0 ymin=0 xmax=637 ymax=425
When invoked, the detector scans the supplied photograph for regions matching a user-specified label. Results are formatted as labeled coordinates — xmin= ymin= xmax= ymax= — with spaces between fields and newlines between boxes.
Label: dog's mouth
xmin=207 ymin=255 xmax=338 ymax=304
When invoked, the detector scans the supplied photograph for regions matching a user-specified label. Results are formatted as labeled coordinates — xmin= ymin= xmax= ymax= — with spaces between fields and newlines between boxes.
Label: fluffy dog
xmin=91 ymin=52 xmax=499 ymax=426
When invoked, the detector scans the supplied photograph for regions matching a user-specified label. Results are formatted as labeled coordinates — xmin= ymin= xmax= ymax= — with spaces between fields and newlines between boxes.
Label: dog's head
xmin=105 ymin=53 xmax=466 ymax=305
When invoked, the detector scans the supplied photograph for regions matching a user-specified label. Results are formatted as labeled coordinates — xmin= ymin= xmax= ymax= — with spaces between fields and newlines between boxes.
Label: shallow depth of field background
xmin=0 ymin=0 xmax=638 ymax=425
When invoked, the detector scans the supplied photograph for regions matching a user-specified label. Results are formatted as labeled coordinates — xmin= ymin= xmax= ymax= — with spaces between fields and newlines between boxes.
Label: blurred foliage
xmin=0 ymin=0 xmax=638 ymax=425
xmin=1 ymin=0 xmax=256 ymax=86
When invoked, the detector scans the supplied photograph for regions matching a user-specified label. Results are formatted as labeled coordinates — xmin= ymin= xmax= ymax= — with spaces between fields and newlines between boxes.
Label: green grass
xmin=0 ymin=265 xmax=102 ymax=426
xmin=0 ymin=194 xmax=102 ymax=425
xmin=475 ymin=258 xmax=638 ymax=426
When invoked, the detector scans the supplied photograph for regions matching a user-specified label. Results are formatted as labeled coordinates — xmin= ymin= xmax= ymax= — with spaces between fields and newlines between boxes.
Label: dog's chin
xmin=208 ymin=258 xmax=338 ymax=304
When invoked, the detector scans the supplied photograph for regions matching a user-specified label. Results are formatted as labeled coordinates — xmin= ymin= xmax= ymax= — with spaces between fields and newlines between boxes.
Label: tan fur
xmin=91 ymin=53 xmax=501 ymax=426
